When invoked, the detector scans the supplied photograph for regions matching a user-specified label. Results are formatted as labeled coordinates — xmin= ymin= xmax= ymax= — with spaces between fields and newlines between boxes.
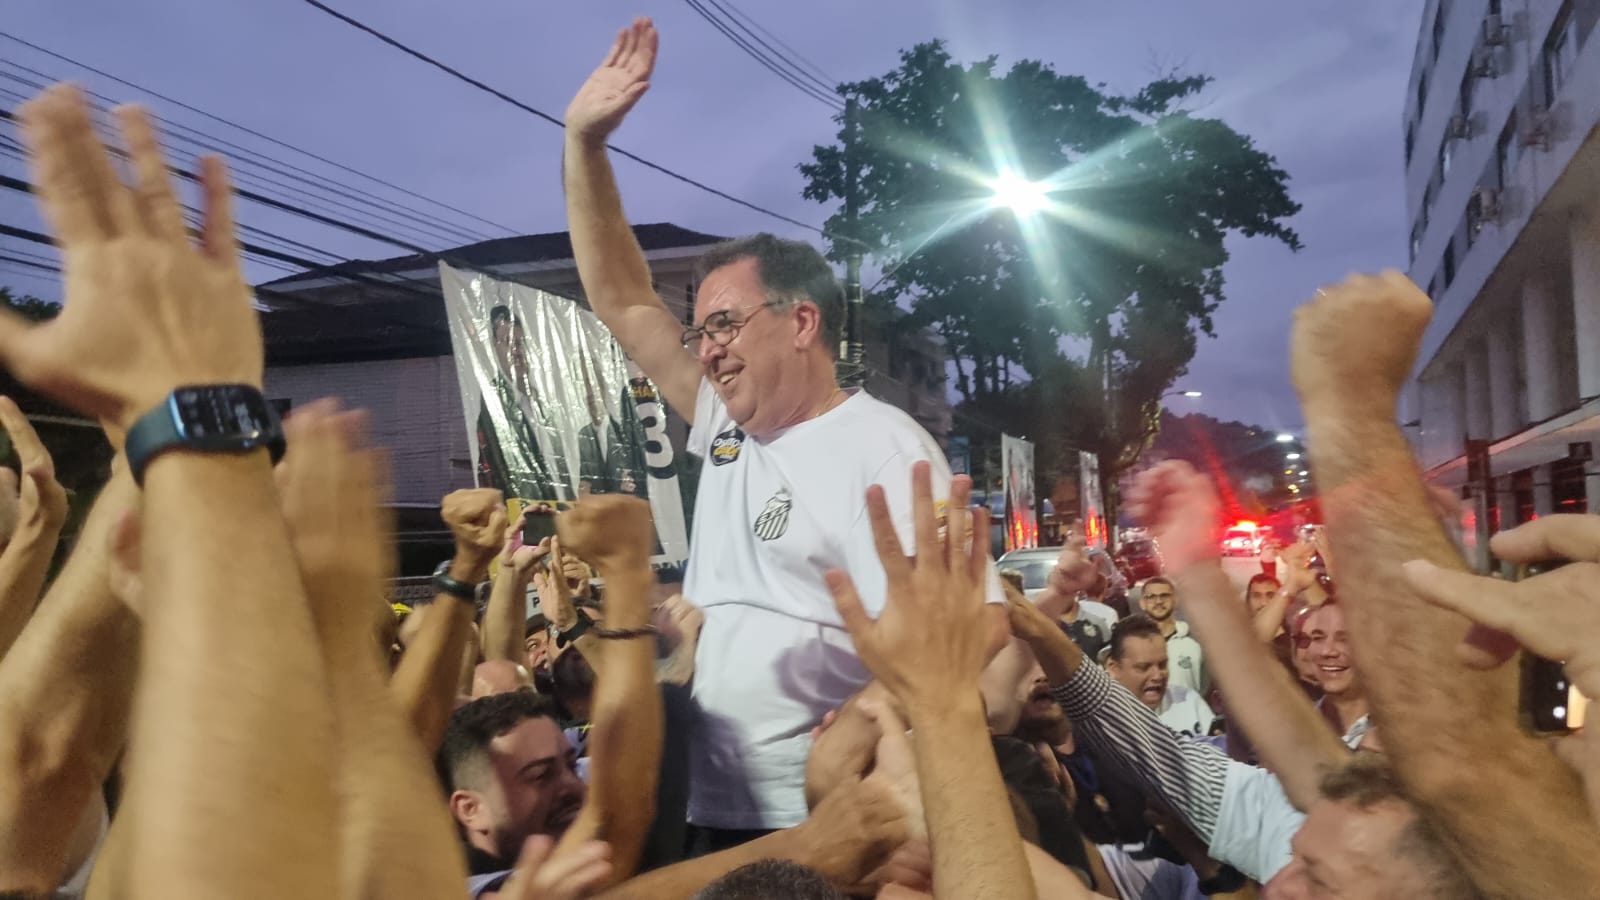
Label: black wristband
xmin=554 ymin=610 xmax=595 ymax=649
xmin=432 ymin=560 xmax=478 ymax=605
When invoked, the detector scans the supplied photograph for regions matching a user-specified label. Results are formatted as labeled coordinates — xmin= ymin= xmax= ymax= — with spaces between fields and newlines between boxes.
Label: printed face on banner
xmin=1002 ymin=435 xmax=1038 ymax=551
xmin=439 ymin=263 xmax=690 ymax=567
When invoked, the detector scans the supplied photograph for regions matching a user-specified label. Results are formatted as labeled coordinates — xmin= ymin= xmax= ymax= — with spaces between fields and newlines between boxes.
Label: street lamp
xmin=1285 ymin=452 xmax=1302 ymax=460
xmin=988 ymin=172 xmax=1050 ymax=217
xmin=1163 ymin=389 xmax=1203 ymax=399
xmin=1275 ymin=433 xmax=1296 ymax=443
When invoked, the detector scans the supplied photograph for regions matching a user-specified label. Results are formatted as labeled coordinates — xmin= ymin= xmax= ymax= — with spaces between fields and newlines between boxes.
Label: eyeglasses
xmin=681 ymin=303 xmax=776 ymax=351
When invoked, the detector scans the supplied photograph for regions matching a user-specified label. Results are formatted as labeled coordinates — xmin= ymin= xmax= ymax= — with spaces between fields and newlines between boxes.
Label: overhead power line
xmin=679 ymin=0 xmax=842 ymax=109
xmin=290 ymin=0 xmax=862 ymax=248
xmin=710 ymin=0 xmax=840 ymax=89
xmin=0 ymin=30 xmax=520 ymax=237
xmin=0 ymin=65 xmax=494 ymax=248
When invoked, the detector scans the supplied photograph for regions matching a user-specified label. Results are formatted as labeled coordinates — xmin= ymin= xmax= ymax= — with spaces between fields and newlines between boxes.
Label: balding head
xmin=472 ymin=659 xmax=533 ymax=699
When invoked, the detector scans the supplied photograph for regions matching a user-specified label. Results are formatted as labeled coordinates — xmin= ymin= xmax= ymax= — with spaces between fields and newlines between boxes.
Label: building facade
xmin=1402 ymin=0 xmax=1600 ymax=566
xmin=257 ymin=223 xmax=951 ymax=573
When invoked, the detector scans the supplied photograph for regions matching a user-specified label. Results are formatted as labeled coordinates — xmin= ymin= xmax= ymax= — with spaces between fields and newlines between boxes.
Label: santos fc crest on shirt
xmin=753 ymin=488 xmax=793 ymax=541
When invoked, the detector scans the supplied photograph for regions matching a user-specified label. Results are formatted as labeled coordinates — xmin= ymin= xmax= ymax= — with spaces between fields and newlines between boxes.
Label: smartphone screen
xmin=523 ymin=509 xmax=558 ymax=546
xmin=1518 ymin=561 xmax=1586 ymax=734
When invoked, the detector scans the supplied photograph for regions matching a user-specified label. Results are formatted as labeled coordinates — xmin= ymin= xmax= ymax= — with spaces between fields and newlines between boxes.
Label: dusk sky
xmin=3 ymin=0 xmax=1424 ymax=430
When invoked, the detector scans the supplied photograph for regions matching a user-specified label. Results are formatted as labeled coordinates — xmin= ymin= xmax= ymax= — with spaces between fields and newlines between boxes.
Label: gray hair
xmin=694 ymin=233 xmax=845 ymax=357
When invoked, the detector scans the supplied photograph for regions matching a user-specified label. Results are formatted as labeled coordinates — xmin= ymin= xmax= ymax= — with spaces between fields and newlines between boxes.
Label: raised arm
xmin=0 ymin=463 xmax=137 ymax=895
xmin=482 ymin=509 xmax=547 ymax=664
xmin=1006 ymin=593 xmax=1232 ymax=841
xmin=1127 ymin=461 xmax=1347 ymax=811
xmin=390 ymin=487 xmax=504 ymax=752
xmin=563 ymin=17 xmax=700 ymax=418
xmin=278 ymin=403 xmax=467 ymax=900
xmin=553 ymin=495 xmax=663 ymax=884
xmin=828 ymin=463 xmax=1035 ymax=899
xmin=0 ymin=396 xmax=69 ymax=659
xmin=1291 ymin=271 xmax=1600 ymax=898
xmin=0 ymin=90 xmax=343 ymax=898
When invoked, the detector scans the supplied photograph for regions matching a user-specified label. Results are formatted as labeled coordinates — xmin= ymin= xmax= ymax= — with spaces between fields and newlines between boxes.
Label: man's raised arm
xmin=1128 ymin=461 xmax=1348 ymax=811
xmin=563 ymin=17 xmax=700 ymax=418
xmin=1292 ymin=271 xmax=1600 ymax=898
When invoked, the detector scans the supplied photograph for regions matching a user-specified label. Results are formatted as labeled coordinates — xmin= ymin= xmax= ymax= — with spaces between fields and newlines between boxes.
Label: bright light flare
xmin=1181 ymin=390 xmax=1204 ymax=398
xmin=988 ymin=171 xmax=1050 ymax=216
xmin=1275 ymin=433 xmax=1296 ymax=443
xmin=1286 ymin=452 xmax=1302 ymax=460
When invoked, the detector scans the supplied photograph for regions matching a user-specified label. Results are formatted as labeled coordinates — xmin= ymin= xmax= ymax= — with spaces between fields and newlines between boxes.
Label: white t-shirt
xmin=683 ymin=379 xmax=1000 ymax=828
xmin=1156 ymin=683 xmax=1217 ymax=738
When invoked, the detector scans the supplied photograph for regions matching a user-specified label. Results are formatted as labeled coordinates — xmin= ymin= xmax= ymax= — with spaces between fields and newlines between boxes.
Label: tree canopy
xmin=800 ymin=42 xmax=1302 ymax=514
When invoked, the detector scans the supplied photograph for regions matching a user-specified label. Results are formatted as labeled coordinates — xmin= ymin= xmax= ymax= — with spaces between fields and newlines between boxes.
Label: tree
xmin=800 ymin=42 xmax=1301 ymax=537
xmin=1142 ymin=411 xmax=1302 ymax=518
xmin=0 ymin=286 xmax=60 ymax=322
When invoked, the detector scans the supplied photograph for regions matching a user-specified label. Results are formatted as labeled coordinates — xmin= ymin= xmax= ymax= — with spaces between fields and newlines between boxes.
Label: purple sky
xmin=2 ymin=0 xmax=1423 ymax=429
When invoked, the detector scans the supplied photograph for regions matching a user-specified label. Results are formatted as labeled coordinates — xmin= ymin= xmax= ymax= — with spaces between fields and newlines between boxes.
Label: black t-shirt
xmin=991 ymin=736 xmax=1093 ymax=878
xmin=1058 ymin=617 xmax=1109 ymax=662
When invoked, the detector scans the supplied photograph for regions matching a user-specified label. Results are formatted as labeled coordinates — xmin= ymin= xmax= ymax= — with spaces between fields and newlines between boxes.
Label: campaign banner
xmin=439 ymin=262 xmax=689 ymax=567
xmin=1001 ymin=434 xmax=1037 ymax=552
xmin=1080 ymin=450 xmax=1107 ymax=549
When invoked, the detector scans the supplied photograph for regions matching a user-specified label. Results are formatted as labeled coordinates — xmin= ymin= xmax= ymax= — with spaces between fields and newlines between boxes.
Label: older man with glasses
xmin=559 ymin=18 xmax=1009 ymax=852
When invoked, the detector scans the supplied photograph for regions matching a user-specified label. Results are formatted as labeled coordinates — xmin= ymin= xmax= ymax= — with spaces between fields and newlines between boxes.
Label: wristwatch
xmin=124 ymin=385 xmax=286 ymax=486
xmin=433 ymin=560 xmax=480 ymax=605
xmin=552 ymin=610 xmax=595 ymax=649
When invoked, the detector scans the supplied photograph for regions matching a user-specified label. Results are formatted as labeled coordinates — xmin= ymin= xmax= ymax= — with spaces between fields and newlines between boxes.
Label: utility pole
xmin=842 ymin=97 xmax=864 ymax=377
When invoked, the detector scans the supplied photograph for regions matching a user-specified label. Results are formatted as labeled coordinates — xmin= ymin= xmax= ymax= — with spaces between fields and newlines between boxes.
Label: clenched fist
xmin=557 ymin=494 xmax=654 ymax=574
xmin=1291 ymin=271 xmax=1433 ymax=415
xmin=442 ymin=488 xmax=507 ymax=577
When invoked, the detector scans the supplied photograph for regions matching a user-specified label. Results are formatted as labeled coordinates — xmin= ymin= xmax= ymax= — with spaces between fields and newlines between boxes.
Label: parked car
xmin=1114 ymin=537 xmax=1163 ymax=583
xmin=997 ymin=546 xmax=1124 ymax=622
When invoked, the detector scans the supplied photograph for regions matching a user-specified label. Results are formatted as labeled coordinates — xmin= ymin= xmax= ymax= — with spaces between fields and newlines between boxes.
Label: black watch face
xmin=173 ymin=385 xmax=280 ymax=448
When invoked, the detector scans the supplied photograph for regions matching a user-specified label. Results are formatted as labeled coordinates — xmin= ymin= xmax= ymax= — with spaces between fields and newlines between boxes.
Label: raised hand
xmin=1046 ymin=533 xmax=1099 ymax=597
xmin=1125 ymin=461 xmax=1222 ymax=574
xmin=1403 ymin=514 xmax=1600 ymax=693
xmin=442 ymin=488 xmax=508 ymax=578
xmin=565 ymin=18 xmax=658 ymax=143
xmin=2 ymin=87 xmax=261 ymax=429
xmin=0 ymin=396 xmax=68 ymax=537
xmin=826 ymin=463 xmax=989 ymax=707
xmin=556 ymin=493 xmax=653 ymax=575
xmin=1290 ymin=271 xmax=1433 ymax=415
xmin=276 ymin=401 xmax=394 ymax=652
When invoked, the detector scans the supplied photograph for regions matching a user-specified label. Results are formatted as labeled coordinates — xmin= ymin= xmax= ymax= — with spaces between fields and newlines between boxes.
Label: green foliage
xmin=0 ymin=285 xmax=60 ymax=321
xmin=800 ymin=41 xmax=1302 ymax=505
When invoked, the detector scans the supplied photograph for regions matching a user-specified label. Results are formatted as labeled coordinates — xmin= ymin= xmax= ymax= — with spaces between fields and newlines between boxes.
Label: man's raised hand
xmin=1126 ymin=461 xmax=1223 ymax=575
xmin=442 ymin=488 xmax=508 ymax=578
xmin=826 ymin=462 xmax=990 ymax=707
xmin=0 ymin=396 xmax=68 ymax=537
xmin=1403 ymin=514 xmax=1600 ymax=694
xmin=565 ymin=18 xmax=658 ymax=143
xmin=1290 ymin=271 xmax=1433 ymax=417
xmin=557 ymin=493 xmax=653 ymax=576
xmin=3 ymin=87 xmax=261 ymax=428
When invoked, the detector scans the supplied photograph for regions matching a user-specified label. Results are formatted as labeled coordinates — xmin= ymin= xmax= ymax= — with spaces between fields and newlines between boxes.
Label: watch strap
xmin=555 ymin=610 xmax=595 ymax=648
xmin=432 ymin=561 xmax=479 ymax=605
xmin=124 ymin=385 xmax=286 ymax=486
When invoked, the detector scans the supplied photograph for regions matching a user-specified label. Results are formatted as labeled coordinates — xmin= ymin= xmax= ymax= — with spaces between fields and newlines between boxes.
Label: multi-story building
xmin=257 ymin=222 xmax=951 ymax=577
xmin=1402 ymin=0 xmax=1600 ymax=566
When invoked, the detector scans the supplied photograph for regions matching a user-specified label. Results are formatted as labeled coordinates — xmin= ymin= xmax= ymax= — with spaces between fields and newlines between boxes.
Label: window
xmin=1417 ymin=71 xmax=1430 ymax=115
xmin=1405 ymin=124 xmax=1416 ymax=164
xmin=1441 ymin=139 xmax=1454 ymax=177
xmin=1496 ymin=110 xmax=1518 ymax=188
xmin=1411 ymin=221 xmax=1424 ymax=260
xmin=1458 ymin=70 xmax=1473 ymax=120
xmin=1544 ymin=5 xmax=1578 ymax=107
xmin=1443 ymin=242 xmax=1458 ymax=288
xmin=1488 ymin=0 xmax=1501 ymax=15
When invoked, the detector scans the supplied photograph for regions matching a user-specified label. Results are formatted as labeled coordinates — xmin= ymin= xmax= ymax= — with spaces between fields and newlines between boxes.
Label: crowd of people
xmin=3 ymin=14 xmax=1600 ymax=900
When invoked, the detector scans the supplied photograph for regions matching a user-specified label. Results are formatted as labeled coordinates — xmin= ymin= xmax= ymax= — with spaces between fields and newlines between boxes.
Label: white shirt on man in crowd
xmin=684 ymin=378 xmax=1003 ymax=829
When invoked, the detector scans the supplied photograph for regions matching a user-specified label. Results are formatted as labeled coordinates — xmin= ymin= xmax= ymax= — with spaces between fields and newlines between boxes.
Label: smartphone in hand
xmin=1518 ymin=561 xmax=1588 ymax=734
